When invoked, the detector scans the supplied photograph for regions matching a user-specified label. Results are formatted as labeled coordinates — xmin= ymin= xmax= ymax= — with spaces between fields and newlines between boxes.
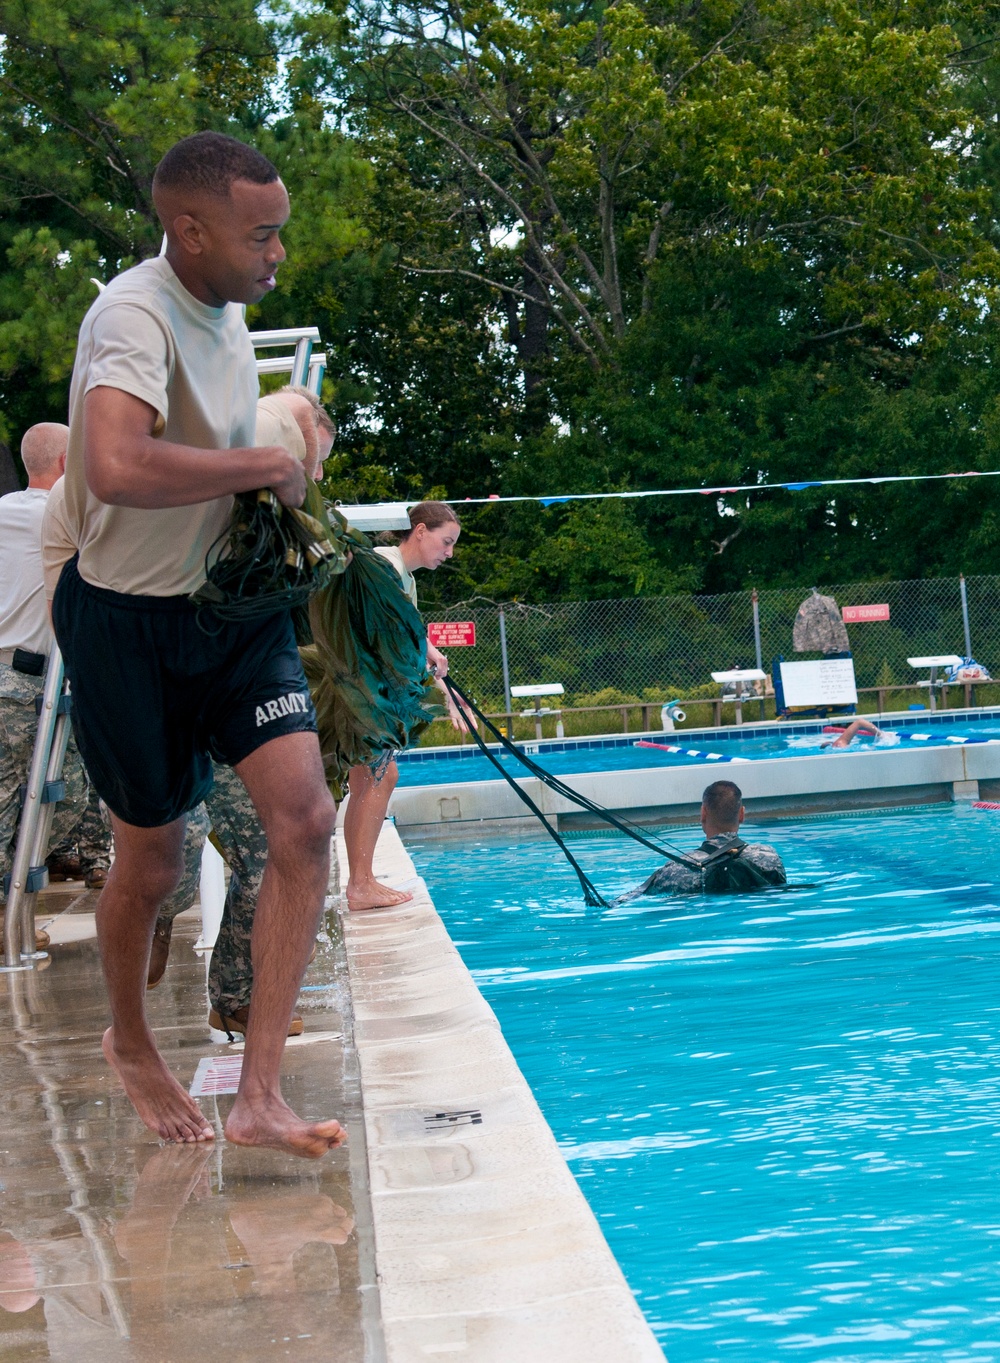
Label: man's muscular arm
xmin=84 ymin=386 xmax=307 ymax=509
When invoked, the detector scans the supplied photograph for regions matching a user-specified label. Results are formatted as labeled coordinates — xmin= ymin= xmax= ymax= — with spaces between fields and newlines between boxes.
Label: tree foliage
xmin=0 ymin=0 xmax=365 ymax=446
xmin=4 ymin=0 xmax=1000 ymax=599
xmin=285 ymin=0 xmax=1000 ymax=599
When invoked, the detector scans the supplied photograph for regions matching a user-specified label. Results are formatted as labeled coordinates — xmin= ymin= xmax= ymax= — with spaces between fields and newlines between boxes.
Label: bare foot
xmin=225 ymin=1092 xmax=347 ymax=1159
xmin=346 ymin=877 xmax=413 ymax=911
xmin=102 ymin=1027 xmax=215 ymax=1144
xmin=114 ymin=1144 xmax=213 ymax=1266
xmin=230 ymin=1193 xmax=354 ymax=1295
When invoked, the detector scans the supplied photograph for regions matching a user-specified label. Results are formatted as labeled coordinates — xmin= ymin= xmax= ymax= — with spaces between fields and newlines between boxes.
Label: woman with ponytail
xmin=343 ymin=501 xmax=468 ymax=909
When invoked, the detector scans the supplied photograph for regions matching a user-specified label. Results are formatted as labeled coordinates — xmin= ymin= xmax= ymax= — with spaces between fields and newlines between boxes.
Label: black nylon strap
xmin=444 ymin=676 xmax=703 ymax=872
xmin=444 ymin=681 xmax=608 ymax=906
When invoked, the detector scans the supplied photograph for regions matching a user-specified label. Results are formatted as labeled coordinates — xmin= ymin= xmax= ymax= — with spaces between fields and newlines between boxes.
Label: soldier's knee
xmin=268 ymin=790 xmax=336 ymax=861
xmin=300 ymin=790 xmax=337 ymax=852
xmin=124 ymin=852 xmax=184 ymax=906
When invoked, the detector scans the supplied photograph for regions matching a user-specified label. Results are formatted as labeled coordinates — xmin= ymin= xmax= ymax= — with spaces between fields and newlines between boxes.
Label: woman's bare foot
xmin=102 ymin=1027 xmax=215 ymax=1144
xmin=225 ymin=1092 xmax=347 ymax=1159
xmin=346 ymin=877 xmax=413 ymax=911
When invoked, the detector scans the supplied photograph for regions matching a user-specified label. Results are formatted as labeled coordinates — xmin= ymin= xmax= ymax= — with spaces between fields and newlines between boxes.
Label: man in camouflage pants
xmin=151 ymin=766 xmax=276 ymax=1035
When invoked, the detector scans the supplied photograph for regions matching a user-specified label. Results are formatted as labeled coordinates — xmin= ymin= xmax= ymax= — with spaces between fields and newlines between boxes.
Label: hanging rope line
xmin=443 ymin=676 xmax=703 ymax=871
xmin=424 ymin=467 xmax=1000 ymax=510
xmin=443 ymin=680 xmax=609 ymax=908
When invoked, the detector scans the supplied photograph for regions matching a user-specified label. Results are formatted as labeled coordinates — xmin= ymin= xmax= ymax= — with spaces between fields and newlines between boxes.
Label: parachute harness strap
xmin=442 ymin=681 xmax=835 ymax=898
xmin=190 ymin=489 xmax=346 ymax=631
xmin=441 ymin=675 xmax=734 ymax=908
xmin=443 ymin=676 xmax=703 ymax=871
xmin=441 ymin=678 xmax=608 ymax=907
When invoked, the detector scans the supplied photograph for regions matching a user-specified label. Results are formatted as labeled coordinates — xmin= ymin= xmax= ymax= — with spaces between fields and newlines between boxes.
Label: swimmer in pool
xmin=821 ymin=718 xmax=882 ymax=749
xmin=634 ymin=780 xmax=787 ymax=896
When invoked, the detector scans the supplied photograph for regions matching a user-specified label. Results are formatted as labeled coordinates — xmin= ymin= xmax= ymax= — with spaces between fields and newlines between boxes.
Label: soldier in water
xmin=637 ymin=779 xmax=786 ymax=895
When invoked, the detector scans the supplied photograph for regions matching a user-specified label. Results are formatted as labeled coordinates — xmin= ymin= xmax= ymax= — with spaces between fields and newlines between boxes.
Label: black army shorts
xmin=53 ymin=556 xmax=317 ymax=827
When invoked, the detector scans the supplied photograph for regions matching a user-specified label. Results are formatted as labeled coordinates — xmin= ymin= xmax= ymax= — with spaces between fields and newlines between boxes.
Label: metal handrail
xmin=248 ymin=326 xmax=321 ymax=347
xmin=255 ymin=352 xmax=327 ymax=397
xmin=3 ymin=648 xmax=70 ymax=969
xmin=249 ymin=326 xmax=321 ymax=390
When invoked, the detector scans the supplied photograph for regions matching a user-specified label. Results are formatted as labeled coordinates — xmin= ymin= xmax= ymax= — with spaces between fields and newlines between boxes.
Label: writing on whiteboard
xmin=780 ymin=658 xmax=858 ymax=708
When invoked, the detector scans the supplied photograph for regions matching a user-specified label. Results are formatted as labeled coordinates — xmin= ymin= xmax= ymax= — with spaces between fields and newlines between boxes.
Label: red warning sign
xmin=427 ymin=621 xmax=477 ymax=647
xmin=842 ymin=603 xmax=890 ymax=623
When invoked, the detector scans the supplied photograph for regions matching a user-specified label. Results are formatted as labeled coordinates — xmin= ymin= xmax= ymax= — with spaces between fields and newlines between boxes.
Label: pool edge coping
xmin=335 ymin=822 xmax=667 ymax=1363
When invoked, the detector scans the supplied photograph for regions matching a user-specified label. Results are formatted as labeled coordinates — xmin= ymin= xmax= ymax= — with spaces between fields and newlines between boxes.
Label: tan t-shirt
xmin=64 ymin=255 xmax=258 ymax=596
xmin=54 ymin=396 xmax=309 ymax=600
xmin=374 ymin=544 xmax=418 ymax=607
xmin=40 ymin=477 xmax=76 ymax=602
xmin=255 ymin=394 xmax=307 ymax=465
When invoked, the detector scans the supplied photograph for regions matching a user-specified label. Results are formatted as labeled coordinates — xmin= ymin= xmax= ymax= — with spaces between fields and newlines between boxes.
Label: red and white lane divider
xmin=634 ymin=740 xmax=750 ymax=764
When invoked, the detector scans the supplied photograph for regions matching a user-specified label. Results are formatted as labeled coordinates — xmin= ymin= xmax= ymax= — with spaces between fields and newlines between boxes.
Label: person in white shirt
xmin=0 ymin=424 xmax=110 ymax=907
xmin=0 ymin=423 xmax=66 ymax=657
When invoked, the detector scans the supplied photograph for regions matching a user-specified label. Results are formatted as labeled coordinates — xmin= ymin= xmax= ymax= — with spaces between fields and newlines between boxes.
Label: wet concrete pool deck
xmin=0 ymin=838 xmax=665 ymax=1362
xmin=0 ymin=881 xmax=376 ymax=1363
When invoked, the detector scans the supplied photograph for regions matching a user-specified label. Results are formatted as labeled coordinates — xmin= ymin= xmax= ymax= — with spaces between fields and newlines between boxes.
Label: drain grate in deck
xmin=424 ymin=1109 xmax=483 ymax=1131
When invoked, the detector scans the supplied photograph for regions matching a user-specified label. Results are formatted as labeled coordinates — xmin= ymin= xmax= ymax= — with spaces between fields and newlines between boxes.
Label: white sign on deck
xmin=190 ymin=1053 xmax=244 ymax=1097
xmin=780 ymin=658 xmax=858 ymax=708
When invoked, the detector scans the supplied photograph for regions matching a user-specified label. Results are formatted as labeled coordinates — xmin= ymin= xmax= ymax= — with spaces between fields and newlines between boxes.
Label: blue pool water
xmin=397 ymin=713 xmax=1000 ymax=786
xmin=407 ymin=807 xmax=1000 ymax=1360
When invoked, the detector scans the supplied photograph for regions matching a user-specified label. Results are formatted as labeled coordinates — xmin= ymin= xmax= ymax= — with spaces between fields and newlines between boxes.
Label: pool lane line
xmin=633 ymin=740 xmax=750 ymax=764
xmin=636 ymin=733 xmax=1000 ymax=764
xmin=894 ymin=731 xmax=1000 ymax=745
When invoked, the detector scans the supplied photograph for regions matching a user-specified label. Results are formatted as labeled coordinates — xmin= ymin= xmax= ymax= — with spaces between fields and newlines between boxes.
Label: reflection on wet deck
xmin=0 ymin=888 xmax=373 ymax=1362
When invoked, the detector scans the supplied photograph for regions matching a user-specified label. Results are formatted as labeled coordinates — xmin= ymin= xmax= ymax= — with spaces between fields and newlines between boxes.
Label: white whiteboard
xmin=780 ymin=658 xmax=858 ymax=708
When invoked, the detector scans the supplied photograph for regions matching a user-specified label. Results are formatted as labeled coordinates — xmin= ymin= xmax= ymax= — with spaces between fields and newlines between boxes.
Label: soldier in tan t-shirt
xmin=144 ymin=388 xmax=337 ymax=1038
xmin=51 ymin=132 xmax=347 ymax=1160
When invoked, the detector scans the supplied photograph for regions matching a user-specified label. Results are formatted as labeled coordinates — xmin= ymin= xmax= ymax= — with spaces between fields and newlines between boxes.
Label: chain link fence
xmin=423 ymin=575 xmax=1000 ymax=739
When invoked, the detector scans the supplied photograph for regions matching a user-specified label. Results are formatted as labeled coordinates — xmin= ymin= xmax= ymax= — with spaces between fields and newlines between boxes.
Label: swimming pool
xmin=397 ymin=709 xmax=1000 ymax=787
xmin=407 ymin=806 xmax=1000 ymax=1360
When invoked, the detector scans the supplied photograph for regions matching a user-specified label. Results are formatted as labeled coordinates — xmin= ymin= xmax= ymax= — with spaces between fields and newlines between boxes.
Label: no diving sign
xmin=427 ymin=621 xmax=476 ymax=647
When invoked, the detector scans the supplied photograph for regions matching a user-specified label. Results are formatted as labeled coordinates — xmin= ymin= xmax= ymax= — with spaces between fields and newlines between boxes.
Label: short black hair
xmin=702 ymin=780 xmax=742 ymax=825
xmin=153 ymin=132 xmax=278 ymax=198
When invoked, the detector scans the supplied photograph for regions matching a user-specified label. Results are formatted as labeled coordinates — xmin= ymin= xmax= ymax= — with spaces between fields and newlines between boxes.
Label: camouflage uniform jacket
xmin=641 ymin=838 xmax=786 ymax=895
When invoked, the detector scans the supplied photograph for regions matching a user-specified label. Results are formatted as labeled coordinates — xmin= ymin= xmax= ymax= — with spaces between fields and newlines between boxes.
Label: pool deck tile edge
xmin=336 ymin=823 xmax=666 ymax=1363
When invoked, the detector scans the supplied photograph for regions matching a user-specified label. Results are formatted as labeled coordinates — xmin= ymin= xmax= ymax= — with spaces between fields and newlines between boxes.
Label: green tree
xmin=289 ymin=0 xmax=1000 ymax=598
xmin=0 ymin=0 xmax=366 ymax=455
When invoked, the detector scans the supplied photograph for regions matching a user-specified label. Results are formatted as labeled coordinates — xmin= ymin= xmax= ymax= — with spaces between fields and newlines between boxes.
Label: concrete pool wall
xmin=389 ymin=709 xmax=1000 ymax=833
xmin=335 ymin=824 xmax=666 ymax=1362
